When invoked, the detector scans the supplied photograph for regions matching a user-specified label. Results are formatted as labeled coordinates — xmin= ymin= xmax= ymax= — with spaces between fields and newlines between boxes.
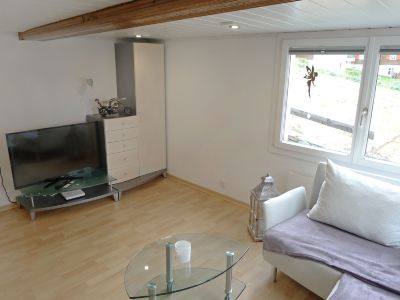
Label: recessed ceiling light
xmin=135 ymin=34 xmax=143 ymax=38
xmin=220 ymin=22 xmax=241 ymax=30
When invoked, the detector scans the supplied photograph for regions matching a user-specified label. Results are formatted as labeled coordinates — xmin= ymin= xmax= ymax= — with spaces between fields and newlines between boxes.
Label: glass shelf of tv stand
xmin=20 ymin=167 xmax=115 ymax=198
xmin=17 ymin=168 xmax=118 ymax=220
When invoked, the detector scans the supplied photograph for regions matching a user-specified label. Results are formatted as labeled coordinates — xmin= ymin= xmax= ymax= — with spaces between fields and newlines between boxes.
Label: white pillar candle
xmin=174 ymin=240 xmax=191 ymax=263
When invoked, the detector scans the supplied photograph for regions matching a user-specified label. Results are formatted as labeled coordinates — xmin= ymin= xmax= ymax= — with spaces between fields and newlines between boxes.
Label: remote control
xmin=62 ymin=183 xmax=72 ymax=189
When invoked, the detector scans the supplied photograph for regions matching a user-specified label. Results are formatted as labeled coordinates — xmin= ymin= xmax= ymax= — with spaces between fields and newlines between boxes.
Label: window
xmin=366 ymin=50 xmax=400 ymax=165
xmin=283 ymin=49 xmax=365 ymax=154
xmin=277 ymin=38 xmax=400 ymax=174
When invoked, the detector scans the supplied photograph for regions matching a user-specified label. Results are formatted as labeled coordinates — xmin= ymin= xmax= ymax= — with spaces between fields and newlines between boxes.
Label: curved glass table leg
xmin=148 ymin=283 xmax=157 ymax=300
xmin=225 ymin=251 xmax=235 ymax=299
xmin=166 ymin=242 xmax=174 ymax=292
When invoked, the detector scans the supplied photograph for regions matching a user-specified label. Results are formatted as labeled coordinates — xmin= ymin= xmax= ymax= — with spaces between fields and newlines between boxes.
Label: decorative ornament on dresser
xmin=248 ymin=174 xmax=280 ymax=241
xmin=94 ymin=97 xmax=126 ymax=117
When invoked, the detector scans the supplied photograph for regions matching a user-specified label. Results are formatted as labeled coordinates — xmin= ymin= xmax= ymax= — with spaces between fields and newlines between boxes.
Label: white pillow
xmin=308 ymin=160 xmax=400 ymax=247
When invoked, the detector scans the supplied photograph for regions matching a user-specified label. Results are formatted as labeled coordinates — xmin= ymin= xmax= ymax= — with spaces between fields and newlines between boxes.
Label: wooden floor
xmin=0 ymin=177 xmax=320 ymax=300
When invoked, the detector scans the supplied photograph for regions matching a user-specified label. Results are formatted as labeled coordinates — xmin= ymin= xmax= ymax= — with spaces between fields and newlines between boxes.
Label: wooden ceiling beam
xmin=18 ymin=0 xmax=299 ymax=41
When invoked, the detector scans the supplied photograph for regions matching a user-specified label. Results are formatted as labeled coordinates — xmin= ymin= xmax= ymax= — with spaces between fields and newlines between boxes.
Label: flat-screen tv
xmin=6 ymin=122 xmax=103 ymax=189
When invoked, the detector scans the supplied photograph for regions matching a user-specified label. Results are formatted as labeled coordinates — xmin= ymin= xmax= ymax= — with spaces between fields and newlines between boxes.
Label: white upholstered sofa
xmin=262 ymin=162 xmax=342 ymax=299
xmin=262 ymin=161 xmax=400 ymax=299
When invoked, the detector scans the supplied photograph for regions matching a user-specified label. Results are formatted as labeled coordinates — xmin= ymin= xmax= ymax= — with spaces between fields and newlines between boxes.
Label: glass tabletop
xmin=20 ymin=167 xmax=115 ymax=197
xmin=124 ymin=233 xmax=249 ymax=299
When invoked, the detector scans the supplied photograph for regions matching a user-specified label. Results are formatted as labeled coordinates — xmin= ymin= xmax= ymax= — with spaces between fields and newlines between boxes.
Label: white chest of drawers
xmin=86 ymin=42 xmax=166 ymax=194
xmin=103 ymin=116 xmax=140 ymax=184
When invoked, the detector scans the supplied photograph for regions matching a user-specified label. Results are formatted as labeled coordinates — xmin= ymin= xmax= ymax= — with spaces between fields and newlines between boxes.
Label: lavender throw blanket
xmin=263 ymin=210 xmax=400 ymax=296
xmin=329 ymin=274 xmax=400 ymax=300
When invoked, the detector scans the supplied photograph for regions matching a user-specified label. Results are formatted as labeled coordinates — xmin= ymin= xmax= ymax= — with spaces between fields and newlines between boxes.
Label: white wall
xmin=4 ymin=27 xmax=396 ymax=207
xmin=0 ymin=31 xmax=117 ymax=205
xmin=165 ymin=28 xmax=400 ymax=204
xmin=165 ymin=35 xmax=317 ymax=204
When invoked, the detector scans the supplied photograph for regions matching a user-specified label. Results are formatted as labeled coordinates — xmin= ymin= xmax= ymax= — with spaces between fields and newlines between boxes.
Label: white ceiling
xmin=94 ymin=0 xmax=400 ymax=39
xmin=2 ymin=0 xmax=400 ymax=39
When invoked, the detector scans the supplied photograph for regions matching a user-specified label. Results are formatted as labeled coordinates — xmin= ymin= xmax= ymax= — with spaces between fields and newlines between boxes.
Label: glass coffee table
xmin=124 ymin=234 xmax=249 ymax=299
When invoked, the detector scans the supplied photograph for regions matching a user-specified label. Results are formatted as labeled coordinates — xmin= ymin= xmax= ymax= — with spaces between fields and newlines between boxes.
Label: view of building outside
xmin=283 ymin=50 xmax=400 ymax=165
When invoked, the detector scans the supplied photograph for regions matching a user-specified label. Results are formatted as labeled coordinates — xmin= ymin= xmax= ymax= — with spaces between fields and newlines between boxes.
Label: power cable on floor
xmin=0 ymin=167 xmax=15 ymax=203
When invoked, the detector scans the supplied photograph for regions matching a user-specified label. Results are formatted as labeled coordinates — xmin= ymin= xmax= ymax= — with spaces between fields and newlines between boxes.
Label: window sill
xmin=270 ymin=139 xmax=351 ymax=164
xmin=269 ymin=139 xmax=400 ymax=185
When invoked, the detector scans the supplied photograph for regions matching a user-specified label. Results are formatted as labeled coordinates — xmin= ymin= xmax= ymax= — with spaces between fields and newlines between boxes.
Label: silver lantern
xmin=248 ymin=174 xmax=280 ymax=241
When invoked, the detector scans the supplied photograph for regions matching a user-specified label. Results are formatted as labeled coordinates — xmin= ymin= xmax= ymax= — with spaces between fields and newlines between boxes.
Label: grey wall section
xmin=115 ymin=42 xmax=136 ymax=113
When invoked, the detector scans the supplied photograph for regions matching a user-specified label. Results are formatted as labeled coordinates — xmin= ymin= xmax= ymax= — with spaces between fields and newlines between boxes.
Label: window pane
xmin=283 ymin=51 xmax=364 ymax=154
xmin=365 ymin=52 xmax=400 ymax=165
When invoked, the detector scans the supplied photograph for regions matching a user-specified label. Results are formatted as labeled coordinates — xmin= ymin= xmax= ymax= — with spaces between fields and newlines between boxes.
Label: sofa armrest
xmin=263 ymin=186 xmax=306 ymax=231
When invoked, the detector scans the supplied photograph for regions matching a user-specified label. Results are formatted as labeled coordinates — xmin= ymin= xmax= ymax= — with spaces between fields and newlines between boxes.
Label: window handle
xmin=359 ymin=107 xmax=368 ymax=127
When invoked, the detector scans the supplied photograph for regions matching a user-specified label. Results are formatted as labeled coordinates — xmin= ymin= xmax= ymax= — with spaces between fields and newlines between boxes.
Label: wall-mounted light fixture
xmin=86 ymin=78 xmax=94 ymax=87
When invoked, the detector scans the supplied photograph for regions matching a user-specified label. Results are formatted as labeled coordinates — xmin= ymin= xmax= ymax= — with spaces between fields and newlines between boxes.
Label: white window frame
xmin=271 ymin=36 xmax=400 ymax=177
xmin=354 ymin=36 xmax=400 ymax=175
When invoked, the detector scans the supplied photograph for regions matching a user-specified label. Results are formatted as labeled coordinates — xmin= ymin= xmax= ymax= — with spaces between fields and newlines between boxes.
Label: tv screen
xmin=6 ymin=122 xmax=103 ymax=189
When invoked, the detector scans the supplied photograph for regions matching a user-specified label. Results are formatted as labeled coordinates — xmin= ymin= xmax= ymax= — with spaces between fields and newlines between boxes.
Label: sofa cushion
xmin=308 ymin=160 xmax=400 ymax=247
xmin=263 ymin=211 xmax=400 ymax=295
